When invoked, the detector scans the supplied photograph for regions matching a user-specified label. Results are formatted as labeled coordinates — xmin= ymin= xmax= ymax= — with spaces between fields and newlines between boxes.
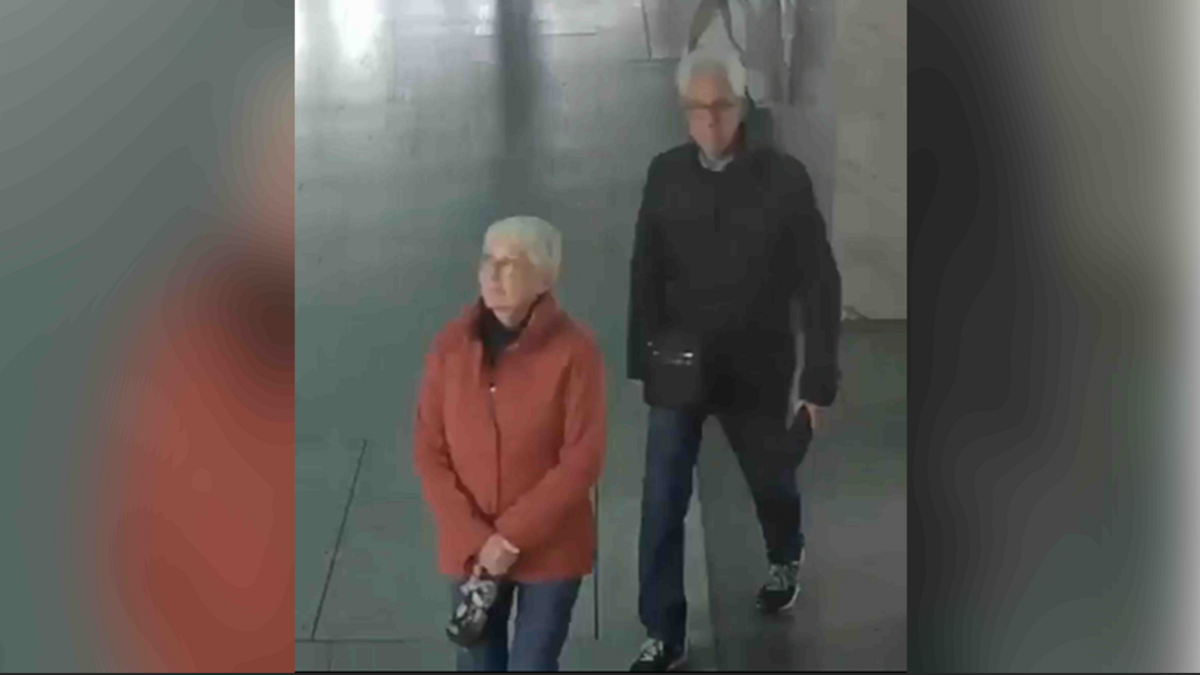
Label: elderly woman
xmin=412 ymin=216 xmax=607 ymax=672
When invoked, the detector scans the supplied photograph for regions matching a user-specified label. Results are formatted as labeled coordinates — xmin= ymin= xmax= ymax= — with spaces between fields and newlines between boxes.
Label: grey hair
xmin=676 ymin=47 xmax=747 ymax=99
xmin=483 ymin=216 xmax=563 ymax=284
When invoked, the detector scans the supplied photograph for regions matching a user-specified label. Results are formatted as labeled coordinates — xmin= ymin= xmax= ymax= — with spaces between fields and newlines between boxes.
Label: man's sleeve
xmin=410 ymin=336 xmax=496 ymax=576
xmin=627 ymin=158 xmax=664 ymax=381
xmin=790 ymin=166 xmax=842 ymax=407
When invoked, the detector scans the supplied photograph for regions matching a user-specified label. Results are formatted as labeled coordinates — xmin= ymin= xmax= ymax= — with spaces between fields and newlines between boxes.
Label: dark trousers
xmin=450 ymin=577 xmax=582 ymax=672
xmin=638 ymin=405 xmax=811 ymax=647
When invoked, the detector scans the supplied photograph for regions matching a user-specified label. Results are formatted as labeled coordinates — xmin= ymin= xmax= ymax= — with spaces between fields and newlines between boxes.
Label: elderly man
xmin=626 ymin=48 xmax=841 ymax=671
xmin=412 ymin=216 xmax=607 ymax=672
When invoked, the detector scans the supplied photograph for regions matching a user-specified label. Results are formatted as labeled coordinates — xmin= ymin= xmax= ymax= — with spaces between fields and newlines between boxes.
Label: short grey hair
xmin=483 ymin=216 xmax=563 ymax=284
xmin=676 ymin=47 xmax=747 ymax=99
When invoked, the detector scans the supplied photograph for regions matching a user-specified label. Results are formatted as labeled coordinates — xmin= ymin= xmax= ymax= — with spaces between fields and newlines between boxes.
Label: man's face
xmin=684 ymin=71 xmax=743 ymax=159
xmin=478 ymin=236 xmax=549 ymax=314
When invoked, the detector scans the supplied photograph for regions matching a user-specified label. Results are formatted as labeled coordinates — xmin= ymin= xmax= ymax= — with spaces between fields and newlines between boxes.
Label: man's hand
xmin=795 ymin=400 xmax=828 ymax=432
xmin=477 ymin=533 xmax=520 ymax=577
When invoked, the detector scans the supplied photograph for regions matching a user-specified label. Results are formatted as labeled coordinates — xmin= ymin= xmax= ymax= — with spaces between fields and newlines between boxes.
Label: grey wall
xmin=777 ymin=0 xmax=838 ymax=250
xmin=736 ymin=0 xmax=907 ymax=320
xmin=830 ymin=0 xmax=907 ymax=319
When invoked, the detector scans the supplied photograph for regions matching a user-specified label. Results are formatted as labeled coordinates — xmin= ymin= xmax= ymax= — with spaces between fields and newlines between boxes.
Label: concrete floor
xmin=294 ymin=1 xmax=905 ymax=670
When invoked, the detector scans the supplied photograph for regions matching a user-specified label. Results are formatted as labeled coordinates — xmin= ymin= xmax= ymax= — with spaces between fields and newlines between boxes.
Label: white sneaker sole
xmin=777 ymin=585 xmax=801 ymax=611
xmin=758 ymin=584 xmax=801 ymax=614
xmin=765 ymin=550 xmax=806 ymax=613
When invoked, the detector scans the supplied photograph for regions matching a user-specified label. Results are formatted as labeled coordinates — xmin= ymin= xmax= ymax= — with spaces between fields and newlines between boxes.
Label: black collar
xmin=479 ymin=292 xmax=546 ymax=344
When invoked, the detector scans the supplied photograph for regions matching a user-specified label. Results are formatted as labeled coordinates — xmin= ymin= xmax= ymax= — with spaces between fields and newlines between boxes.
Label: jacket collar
xmin=463 ymin=292 xmax=563 ymax=353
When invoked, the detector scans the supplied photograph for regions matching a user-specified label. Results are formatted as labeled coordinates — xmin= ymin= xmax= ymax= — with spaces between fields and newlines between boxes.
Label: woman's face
xmin=478 ymin=236 xmax=550 ymax=314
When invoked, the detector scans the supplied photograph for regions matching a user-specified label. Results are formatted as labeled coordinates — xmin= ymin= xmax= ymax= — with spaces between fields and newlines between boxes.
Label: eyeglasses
xmin=479 ymin=254 xmax=528 ymax=276
xmin=683 ymin=98 xmax=740 ymax=117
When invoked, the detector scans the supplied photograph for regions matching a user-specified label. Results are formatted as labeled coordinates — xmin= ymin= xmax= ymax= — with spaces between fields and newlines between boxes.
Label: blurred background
xmin=294 ymin=0 xmax=906 ymax=670
xmin=0 ymin=1 xmax=295 ymax=671
xmin=908 ymin=1 xmax=1200 ymax=672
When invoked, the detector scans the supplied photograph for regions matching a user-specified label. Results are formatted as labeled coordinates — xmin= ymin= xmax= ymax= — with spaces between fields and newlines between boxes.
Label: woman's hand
xmin=477 ymin=533 xmax=520 ymax=577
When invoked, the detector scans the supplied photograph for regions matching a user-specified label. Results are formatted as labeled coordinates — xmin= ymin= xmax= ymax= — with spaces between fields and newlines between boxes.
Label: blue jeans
xmin=450 ymin=577 xmax=582 ymax=672
xmin=638 ymin=406 xmax=810 ymax=647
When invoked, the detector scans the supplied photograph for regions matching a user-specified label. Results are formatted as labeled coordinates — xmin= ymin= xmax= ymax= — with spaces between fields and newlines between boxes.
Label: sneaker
xmin=446 ymin=572 xmax=498 ymax=647
xmin=757 ymin=550 xmax=805 ymax=614
xmin=629 ymin=637 xmax=688 ymax=672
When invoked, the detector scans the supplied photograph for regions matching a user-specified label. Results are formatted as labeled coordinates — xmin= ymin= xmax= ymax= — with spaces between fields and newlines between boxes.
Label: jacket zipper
xmin=488 ymin=368 xmax=501 ymax=517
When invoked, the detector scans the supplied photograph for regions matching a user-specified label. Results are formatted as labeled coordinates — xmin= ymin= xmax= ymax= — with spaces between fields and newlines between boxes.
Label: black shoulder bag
xmin=643 ymin=328 xmax=710 ymax=409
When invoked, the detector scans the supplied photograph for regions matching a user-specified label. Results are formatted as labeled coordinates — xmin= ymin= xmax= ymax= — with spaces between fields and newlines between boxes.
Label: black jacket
xmin=626 ymin=137 xmax=841 ymax=415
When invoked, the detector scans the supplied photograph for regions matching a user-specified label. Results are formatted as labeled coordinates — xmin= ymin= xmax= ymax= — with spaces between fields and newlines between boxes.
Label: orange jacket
xmin=411 ymin=294 xmax=607 ymax=581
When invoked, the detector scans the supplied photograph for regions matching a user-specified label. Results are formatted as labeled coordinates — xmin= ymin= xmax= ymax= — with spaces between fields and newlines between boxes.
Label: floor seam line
xmin=696 ymin=458 xmax=725 ymax=671
xmin=310 ymin=438 xmax=370 ymax=641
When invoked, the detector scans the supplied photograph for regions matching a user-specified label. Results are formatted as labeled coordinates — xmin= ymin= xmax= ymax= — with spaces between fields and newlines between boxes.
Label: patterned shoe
xmin=629 ymin=637 xmax=688 ymax=672
xmin=757 ymin=549 xmax=806 ymax=614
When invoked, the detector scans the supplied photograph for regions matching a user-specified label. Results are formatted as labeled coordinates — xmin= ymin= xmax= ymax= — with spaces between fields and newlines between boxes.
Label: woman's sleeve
xmin=495 ymin=338 xmax=607 ymax=553
xmin=410 ymin=335 xmax=496 ymax=575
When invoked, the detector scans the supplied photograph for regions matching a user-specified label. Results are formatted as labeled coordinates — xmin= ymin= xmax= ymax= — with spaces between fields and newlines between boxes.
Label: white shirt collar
xmin=698 ymin=148 xmax=735 ymax=172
